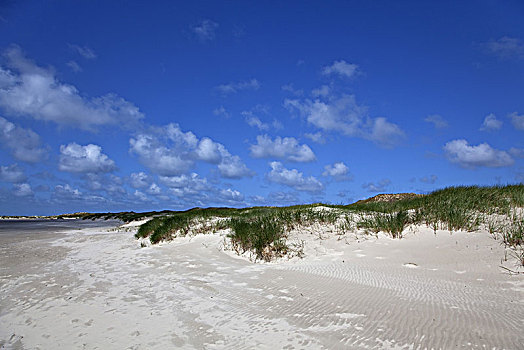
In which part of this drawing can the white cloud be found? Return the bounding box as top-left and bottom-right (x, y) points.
(509, 148), (524, 159)
(0, 46), (144, 130)
(195, 137), (223, 163)
(509, 112), (524, 130)
(268, 191), (299, 204)
(443, 139), (514, 168)
(420, 175), (438, 184)
(322, 60), (358, 78)
(85, 173), (125, 194)
(160, 173), (209, 191)
(193, 19), (219, 41)
(130, 172), (150, 188)
(362, 179), (391, 193)
(69, 44), (97, 59)
(217, 155), (253, 179)
(424, 114), (448, 129)
(250, 135), (316, 162)
(322, 162), (352, 181)
(67, 60), (82, 72)
(0, 116), (47, 163)
(160, 173), (213, 206)
(54, 184), (82, 199)
(0, 164), (26, 183)
(13, 183), (33, 197)
(244, 112), (269, 131)
(304, 132), (325, 144)
(129, 125), (196, 176)
(147, 183), (162, 195)
(266, 161), (324, 193)
(133, 190), (149, 202)
(480, 113), (502, 131)
(218, 188), (244, 203)
(131, 124), (252, 179)
(281, 83), (303, 96)
(196, 135), (252, 178)
(213, 106), (230, 118)
(481, 36), (524, 60)
(369, 117), (404, 148)
(311, 85), (330, 98)
(216, 79), (260, 95)
(59, 143), (116, 174)
(285, 94), (405, 148)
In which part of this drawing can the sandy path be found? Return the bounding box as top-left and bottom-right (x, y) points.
(1, 225), (523, 349)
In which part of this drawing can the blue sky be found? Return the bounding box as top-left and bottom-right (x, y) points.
(1, 0), (523, 215)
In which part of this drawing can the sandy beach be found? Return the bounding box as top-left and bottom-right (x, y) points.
(1, 220), (523, 349)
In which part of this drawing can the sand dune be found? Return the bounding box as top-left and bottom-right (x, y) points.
(1, 222), (523, 349)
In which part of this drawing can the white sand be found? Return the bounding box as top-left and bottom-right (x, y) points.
(1, 222), (523, 349)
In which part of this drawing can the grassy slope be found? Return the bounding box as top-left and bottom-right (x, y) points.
(130, 185), (523, 262)
(75, 184), (524, 263)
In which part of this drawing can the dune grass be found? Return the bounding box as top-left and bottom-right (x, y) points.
(76, 184), (524, 263)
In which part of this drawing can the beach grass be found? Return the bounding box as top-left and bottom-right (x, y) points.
(72, 184), (524, 263)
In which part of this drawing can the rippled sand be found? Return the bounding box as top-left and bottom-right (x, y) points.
(1, 222), (523, 349)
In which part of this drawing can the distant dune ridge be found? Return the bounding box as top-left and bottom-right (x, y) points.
(353, 192), (425, 204)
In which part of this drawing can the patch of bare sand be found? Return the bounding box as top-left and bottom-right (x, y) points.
(1, 223), (523, 349)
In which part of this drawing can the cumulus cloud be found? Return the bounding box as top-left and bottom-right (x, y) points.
(59, 143), (116, 174)
(84, 173), (125, 194)
(193, 19), (219, 41)
(0, 116), (47, 163)
(420, 175), (438, 184)
(0, 46), (144, 130)
(362, 179), (391, 193)
(480, 113), (502, 131)
(159, 172), (237, 206)
(281, 83), (303, 96)
(218, 188), (244, 204)
(443, 139), (514, 168)
(285, 94), (405, 148)
(322, 60), (358, 78)
(160, 173), (209, 192)
(66, 60), (82, 72)
(0, 164), (26, 183)
(147, 183), (162, 195)
(130, 172), (150, 188)
(250, 135), (316, 162)
(311, 85), (330, 98)
(480, 36), (524, 60)
(54, 184), (82, 199)
(509, 148), (524, 159)
(129, 125), (196, 176)
(250, 191), (300, 205)
(69, 44), (97, 59)
(215, 79), (260, 95)
(133, 190), (149, 202)
(424, 114), (448, 129)
(304, 132), (325, 144)
(213, 106), (230, 118)
(13, 183), (33, 197)
(217, 155), (253, 179)
(131, 123), (253, 180)
(266, 161), (324, 193)
(322, 162), (352, 181)
(509, 112), (524, 130)
(244, 112), (269, 131)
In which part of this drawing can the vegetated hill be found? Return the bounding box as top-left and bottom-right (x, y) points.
(133, 184), (524, 264)
(353, 193), (425, 205)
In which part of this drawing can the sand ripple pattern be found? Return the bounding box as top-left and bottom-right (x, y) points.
(1, 228), (523, 349)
